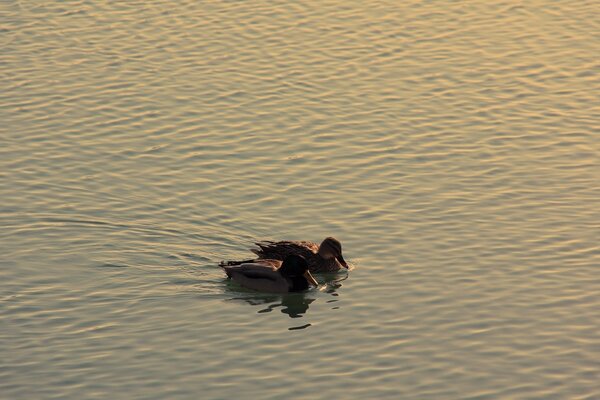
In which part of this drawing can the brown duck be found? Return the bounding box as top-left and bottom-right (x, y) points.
(221, 237), (349, 273)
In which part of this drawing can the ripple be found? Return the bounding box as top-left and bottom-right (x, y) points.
(2, 0), (600, 398)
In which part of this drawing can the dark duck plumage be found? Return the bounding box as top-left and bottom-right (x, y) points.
(222, 237), (349, 273)
(220, 254), (318, 293)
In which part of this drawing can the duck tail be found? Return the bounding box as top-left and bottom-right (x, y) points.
(252, 241), (275, 257)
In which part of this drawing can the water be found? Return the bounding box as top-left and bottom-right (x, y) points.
(2, 1), (599, 398)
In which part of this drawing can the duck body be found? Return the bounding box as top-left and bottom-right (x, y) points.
(220, 255), (318, 293)
(252, 237), (348, 273)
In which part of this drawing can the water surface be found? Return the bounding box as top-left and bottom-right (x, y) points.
(2, 1), (599, 399)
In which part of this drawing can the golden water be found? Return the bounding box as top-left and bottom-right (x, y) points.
(2, 1), (599, 398)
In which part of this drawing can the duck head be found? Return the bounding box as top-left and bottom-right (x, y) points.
(317, 237), (348, 268)
(279, 254), (319, 289)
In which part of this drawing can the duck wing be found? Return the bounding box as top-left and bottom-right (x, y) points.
(221, 260), (279, 276)
(252, 240), (318, 261)
(219, 258), (280, 268)
(221, 261), (289, 293)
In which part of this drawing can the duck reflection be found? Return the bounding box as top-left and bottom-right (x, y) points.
(229, 293), (315, 318)
(225, 272), (347, 319)
(280, 294), (315, 318)
(321, 273), (346, 296)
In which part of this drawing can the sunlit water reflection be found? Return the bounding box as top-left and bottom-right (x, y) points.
(2, 0), (599, 399)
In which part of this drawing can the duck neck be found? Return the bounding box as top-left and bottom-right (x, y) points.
(288, 276), (309, 292)
(316, 250), (330, 262)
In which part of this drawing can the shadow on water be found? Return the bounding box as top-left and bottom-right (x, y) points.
(224, 273), (349, 330)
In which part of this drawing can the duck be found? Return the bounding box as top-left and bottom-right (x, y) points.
(220, 254), (319, 293)
(223, 237), (349, 273)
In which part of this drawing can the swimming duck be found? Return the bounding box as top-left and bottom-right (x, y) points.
(253, 237), (349, 273)
(220, 254), (319, 293)
(223, 237), (348, 273)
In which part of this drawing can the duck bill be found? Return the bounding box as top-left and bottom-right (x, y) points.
(303, 270), (319, 287)
(337, 255), (349, 269)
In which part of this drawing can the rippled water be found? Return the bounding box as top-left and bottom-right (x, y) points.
(2, 1), (599, 398)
